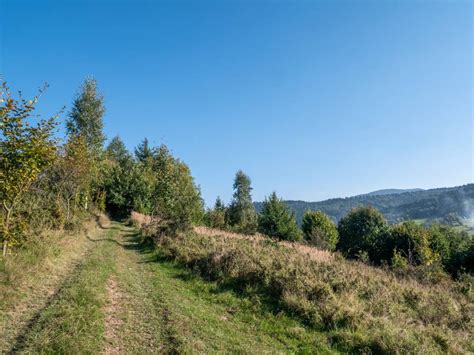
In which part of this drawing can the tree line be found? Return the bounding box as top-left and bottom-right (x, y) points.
(0, 79), (203, 255)
(1, 78), (472, 278)
(204, 171), (474, 277)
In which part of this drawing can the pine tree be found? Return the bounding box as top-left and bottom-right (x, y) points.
(227, 170), (258, 234)
(258, 192), (301, 241)
(134, 137), (154, 163)
(66, 78), (105, 158)
(214, 196), (225, 211)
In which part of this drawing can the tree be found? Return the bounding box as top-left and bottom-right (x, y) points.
(383, 221), (436, 266)
(66, 78), (106, 210)
(66, 78), (105, 158)
(301, 210), (338, 250)
(258, 192), (301, 241)
(227, 170), (258, 234)
(134, 137), (154, 163)
(0, 83), (57, 254)
(106, 136), (131, 166)
(337, 206), (388, 261)
(153, 145), (204, 234)
(52, 135), (92, 225)
(205, 197), (227, 229)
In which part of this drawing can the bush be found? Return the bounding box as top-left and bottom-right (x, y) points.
(382, 221), (437, 266)
(301, 210), (338, 250)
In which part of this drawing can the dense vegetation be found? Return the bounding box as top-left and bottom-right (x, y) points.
(256, 184), (474, 225)
(1, 78), (473, 353)
(0, 79), (203, 256)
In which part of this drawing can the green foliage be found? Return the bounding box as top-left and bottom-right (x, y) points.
(204, 197), (227, 229)
(337, 206), (388, 261)
(50, 135), (93, 226)
(105, 136), (132, 166)
(301, 210), (338, 250)
(134, 137), (154, 163)
(428, 224), (474, 275)
(390, 249), (408, 269)
(227, 170), (258, 234)
(383, 221), (436, 266)
(258, 192), (301, 241)
(66, 78), (105, 158)
(0, 83), (58, 253)
(153, 145), (204, 234)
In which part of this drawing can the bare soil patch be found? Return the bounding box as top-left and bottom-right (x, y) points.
(103, 277), (125, 355)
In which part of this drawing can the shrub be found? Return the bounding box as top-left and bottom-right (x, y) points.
(301, 210), (338, 250)
(382, 221), (437, 266)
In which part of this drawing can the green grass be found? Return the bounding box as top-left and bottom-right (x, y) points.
(111, 225), (335, 353)
(4, 222), (337, 353)
(7, 221), (471, 353)
(17, 227), (118, 353)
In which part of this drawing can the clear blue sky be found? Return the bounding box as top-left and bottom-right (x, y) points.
(1, 0), (472, 205)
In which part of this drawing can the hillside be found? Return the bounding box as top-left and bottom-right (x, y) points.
(256, 184), (474, 224)
(363, 188), (424, 196)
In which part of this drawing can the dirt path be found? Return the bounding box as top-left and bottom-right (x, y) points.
(103, 277), (125, 354)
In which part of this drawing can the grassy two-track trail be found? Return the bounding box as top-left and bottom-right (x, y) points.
(1, 220), (333, 354)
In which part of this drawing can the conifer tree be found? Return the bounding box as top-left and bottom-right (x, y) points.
(258, 192), (301, 241)
(134, 137), (154, 163)
(227, 170), (258, 234)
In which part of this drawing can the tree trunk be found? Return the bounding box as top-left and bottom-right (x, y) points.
(2, 204), (12, 256)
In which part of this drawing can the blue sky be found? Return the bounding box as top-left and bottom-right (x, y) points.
(1, 0), (472, 205)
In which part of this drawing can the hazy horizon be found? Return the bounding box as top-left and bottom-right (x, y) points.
(1, 0), (472, 205)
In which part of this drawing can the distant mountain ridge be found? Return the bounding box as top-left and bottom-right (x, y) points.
(362, 188), (424, 197)
(255, 184), (474, 225)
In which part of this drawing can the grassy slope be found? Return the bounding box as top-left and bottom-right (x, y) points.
(158, 228), (474, 354)
(1, 222), (338, 353)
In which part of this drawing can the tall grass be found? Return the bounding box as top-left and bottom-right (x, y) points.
(157, 230), (473, 354)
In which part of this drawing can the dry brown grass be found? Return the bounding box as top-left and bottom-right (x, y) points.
(194, 226), (334, 263)
(130, 211), (153, 228)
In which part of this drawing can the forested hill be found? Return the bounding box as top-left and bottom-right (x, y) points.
(255, 184), (474, 224)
